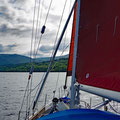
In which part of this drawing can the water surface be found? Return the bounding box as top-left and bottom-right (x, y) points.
(0, 72), (102, 120)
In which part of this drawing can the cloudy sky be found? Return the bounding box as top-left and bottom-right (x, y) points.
(0, 0), (74, 58)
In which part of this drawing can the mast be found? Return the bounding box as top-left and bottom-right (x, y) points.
(33, 0), (78, 110)
(70, 0), (81, 109)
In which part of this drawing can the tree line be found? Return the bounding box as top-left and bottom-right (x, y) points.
(0, 58), (68, 72)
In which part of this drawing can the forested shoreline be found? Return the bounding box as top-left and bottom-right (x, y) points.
(0, 58), (68, 72)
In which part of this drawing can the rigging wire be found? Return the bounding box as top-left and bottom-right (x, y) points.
(29, 0), (37, 62)
(19, 42), (70, 117)
(27, 43), (70, 110)
(109, 103), (120, 114)
(18, 81), (30, 120)
(29, 73), (45, 109)
(64, 0), (74, 90)
(22, 0), (54, 114)
(28, 74), (33, 118)
(28, 43), (70, 110)
(25, 0), (54, 112)
(26, 81), (30, 120)
(33, 0), (53, 60)
(52, 44), (70, 97)
(52, 0), (71, 96)
(27, 0), (42, 118)
(18, 0), (38, 119)
(27, 0), (42, 115)
(34, 0), (44, 54)
(20, 0), (71, 117)
(44, 0), (53, 25)
(37, 0), (70, 98)
(51, 44), (70, 72)
(29, 0), (54, 111)
(33, 0), (42, 59)
(19, 0), (55, 118)
(50, 0), (68, 60)
(50, 0), (68, 94)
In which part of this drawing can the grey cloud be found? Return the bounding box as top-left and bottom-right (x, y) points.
(0, 24), (31, 37)
(9, 0), (27, 7)
(0, 24), (7, 32)
(0, 44), (17, 52)
(14, 0), (27, 4)
(7, 44), (17, 51)
(39, 45), (53, 53)
(24, 51), (45, 58)
(0, 1), (31, 25)
(9, 0), (17, 4)
(0, 0), (70, 57)
(9, 27), (31, 37)
(48, 13), (61, 24)
(39, 41), (69, 54)
(42, 32), (56, 42)
(0, 44), (4, 52)
(0, 6), (14, 21)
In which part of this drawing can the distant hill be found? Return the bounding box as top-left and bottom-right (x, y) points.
(0, 54), (69, 66)
(0, 54), (30, 65)
(35, 54), (69, 62)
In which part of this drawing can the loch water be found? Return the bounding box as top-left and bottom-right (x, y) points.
(0, 72), (102, 120)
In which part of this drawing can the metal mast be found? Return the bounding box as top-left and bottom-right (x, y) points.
(70, 0), (81, 109)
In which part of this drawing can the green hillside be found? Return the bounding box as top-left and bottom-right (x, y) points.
(0, 58), (68, 72)
(0, 54), (30, 65)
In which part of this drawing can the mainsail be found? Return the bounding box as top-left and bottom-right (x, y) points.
(68, 0), (120, 101)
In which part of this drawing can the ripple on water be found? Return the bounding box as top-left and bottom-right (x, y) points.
(5, 113), (16, 117)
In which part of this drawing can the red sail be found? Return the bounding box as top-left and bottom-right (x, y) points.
(67, 3), (77, 76)
(76, 0), (120, 92)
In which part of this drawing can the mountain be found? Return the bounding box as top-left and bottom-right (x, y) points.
(0, 54), (69, 66)
(35, 54), (69, 62)
(0, 54), (30, 65)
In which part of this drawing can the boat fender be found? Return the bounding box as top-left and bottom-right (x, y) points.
(41, 25), (46, 34)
